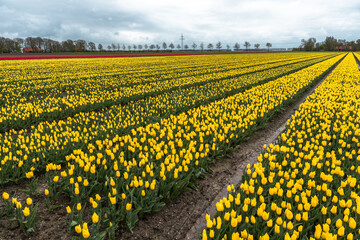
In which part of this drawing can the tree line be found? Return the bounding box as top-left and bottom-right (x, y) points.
(0, 36), (274, 54)
(298, 36), (360, 51)
(2, 35), (357, 54)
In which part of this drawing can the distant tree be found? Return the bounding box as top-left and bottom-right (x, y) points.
(176, 44), (181, 50)
(43, 38), (52, 52)
(207, 43), (213, 50)
(301, 38), (316, 51)
(169, 43), (175, 50)
(144, 44), (148, 50)
(128, 45), (132, 51)
(25, 37), (37, 51)
(216, 41), (222, 51)
(338, 39), (347, 46)
(98, 43), (103, 51)
(266, 42), (272, 51)
(234, 42), (240, 51)
(356, 39), (360, 51)
(184, 44), (189, 50)
(88, 42), (96, 51)
(0, 37), (5, 53)
(149, 44), (155, 50)
(162, 42), (167, 50)
(347, 41), (355, 51)
(192, 42), (197, 50)
(75, 40), (87, 51)
(200, 42), (204, 51)
(62, 40), (75, 52)
(1, 38), (15, 53)
(122, 44), (126, 51)
(133, 44), (137, 51)
(117, 43), (121, 51)
(244, 41), (251, 51)
(107, 45), (111, 51)
(324, 36), (338, 51)
(254, 43), (260, 50)
(226, 44), (230, 51)
(138, 44), (143, 50)
(111, 43), (116, 51)
(35, 37), (44, 50)
(14, 38), (24, 50)
(52, 40), (61, 52)
(156, 44), (160, 50)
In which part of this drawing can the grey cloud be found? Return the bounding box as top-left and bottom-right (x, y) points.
(1, 0), (360, 48)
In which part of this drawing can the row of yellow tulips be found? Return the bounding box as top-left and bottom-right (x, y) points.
(0, 54), (336, 184)
(0, 53), (333, 132)
(201, 53), (359, 240)
(41, 54), (343, 238)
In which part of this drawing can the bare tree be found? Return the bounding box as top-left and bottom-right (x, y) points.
(244, 41), (251, 51)
(216, 41), (222, 51)
(88, 42), (96, 51)
(266, 42), (272, 51)
(111, 43), (116, 51)
(207, 43), (213, 50)
(61, 40), (75, 52)
(200, 42), (204, 51)
(162, 42), (167, 50)
(117, 43), (121, 51)
(14, 38), (24, 50)
(234, 42), (240, 51)
(254, 43), (260, 50)
(176, 44), (181, 50)
(133, 44), (137, 51)
(107, 45), (111, 51)
(128, 45), (132, 51)
(122, 44), (126, 51)
(52, 40), (61, 52)
(156, 44), (160, 50)
(144, 44), (148, 50)
(169, 43), (175, 50)
(184, 44), (189, 50)
(138, 44), (143, 50)
(226, 44), (230, 51)
(192, 42), (197, 50)
(43, 38), (52, 52)
(25, 37), (37, 50)
(98, 43), (103, 51)
(75, 40), (87, 51)
(35, 37), (44, 50)
(1, 38), (16, 53)
(149, 44), (155, 50)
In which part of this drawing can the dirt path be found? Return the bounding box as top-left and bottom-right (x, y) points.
(117, 58), (343, 240)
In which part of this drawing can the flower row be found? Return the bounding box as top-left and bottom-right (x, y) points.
(42, 54), (343, 238)
(201, 53), (360, 240)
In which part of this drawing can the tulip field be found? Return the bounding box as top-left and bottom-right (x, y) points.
(2, 52), (359, 239)
(201, 53), (360, 240)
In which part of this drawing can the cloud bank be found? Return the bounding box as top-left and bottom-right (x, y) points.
(1, 0), (359, 48)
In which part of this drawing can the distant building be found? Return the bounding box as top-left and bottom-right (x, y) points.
(22, 47), (42, 53)
(335, 45), (352, 51)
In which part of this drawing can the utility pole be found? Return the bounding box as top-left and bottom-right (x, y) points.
(180, 34), (184, 50)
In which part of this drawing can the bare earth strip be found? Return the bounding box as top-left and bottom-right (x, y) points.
(116, 56), (344, 240)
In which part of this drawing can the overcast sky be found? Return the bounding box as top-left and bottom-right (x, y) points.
(1, 0), (359, 48)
